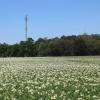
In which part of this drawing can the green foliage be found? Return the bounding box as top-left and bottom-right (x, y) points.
(0, 57), (100, 99)
(0, 34), (100, 57)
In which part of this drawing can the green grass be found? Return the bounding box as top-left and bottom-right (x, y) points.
(0, 57), (100, 100)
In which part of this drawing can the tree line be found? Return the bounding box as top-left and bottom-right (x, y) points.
(0, 34), (100, 57)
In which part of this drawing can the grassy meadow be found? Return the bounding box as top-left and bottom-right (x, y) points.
(0, 57), (100, 100)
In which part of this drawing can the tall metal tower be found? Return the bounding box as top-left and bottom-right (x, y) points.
(25, 15), (28, 41)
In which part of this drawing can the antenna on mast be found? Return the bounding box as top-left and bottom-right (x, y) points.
(25, 15), (28, 41)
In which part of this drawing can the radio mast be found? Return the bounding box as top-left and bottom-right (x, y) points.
(25, 15), (28, 41)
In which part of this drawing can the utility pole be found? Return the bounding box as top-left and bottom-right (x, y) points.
(25, 15), (28, 41)
(25, 15), (28, 56)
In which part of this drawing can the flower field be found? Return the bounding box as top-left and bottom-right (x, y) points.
(0, 57), (100, 100)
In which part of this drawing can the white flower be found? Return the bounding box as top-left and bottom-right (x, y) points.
(51, 94), (57, 99)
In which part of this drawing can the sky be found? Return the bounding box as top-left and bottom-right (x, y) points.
(0, 0), (100, 44)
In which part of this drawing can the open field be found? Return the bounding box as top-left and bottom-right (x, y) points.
(0, 57), (100, 100)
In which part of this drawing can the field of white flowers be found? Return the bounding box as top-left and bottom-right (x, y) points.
(0, 57), (100, 100)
